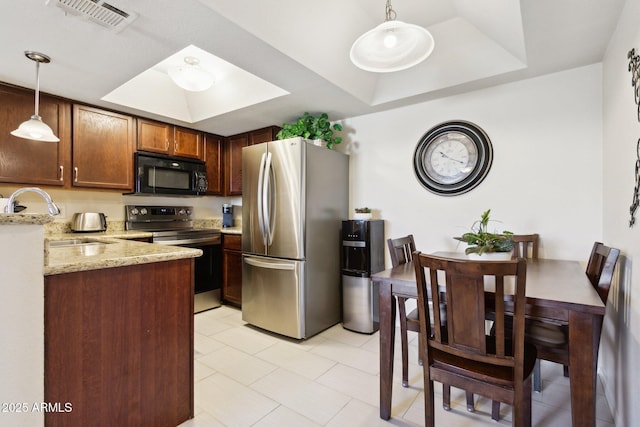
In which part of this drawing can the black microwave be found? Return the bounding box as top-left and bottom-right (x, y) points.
(134, 153), (208, 196)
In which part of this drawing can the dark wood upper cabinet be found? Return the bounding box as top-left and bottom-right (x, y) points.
(225, 133), (248, 196)
(224, 126), (280, 196)
(137, 118), (204, 161)
(72, 105), (134, 190)
(204, 133), (224, 196)
(0, 84), (71, 186)
(249, 125), (280, 145)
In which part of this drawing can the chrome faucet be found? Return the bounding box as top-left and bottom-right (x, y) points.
(4, 187), (60, 215)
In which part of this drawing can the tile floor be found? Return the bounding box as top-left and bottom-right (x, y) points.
(180, 305), (615, 427)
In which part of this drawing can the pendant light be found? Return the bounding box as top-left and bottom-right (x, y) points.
(350, 0), (435, 73)
(168, 56), (215, 92)
(11, 51), (59, 142)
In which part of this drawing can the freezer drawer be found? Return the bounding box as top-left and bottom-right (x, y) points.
(342, 275), (379, 334)
(242, 255), (305, 339)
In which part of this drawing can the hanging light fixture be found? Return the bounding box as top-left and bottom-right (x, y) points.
(11, 51), (59, 142)
(168, 56), (215, 92)
(350, 0), (435, 73)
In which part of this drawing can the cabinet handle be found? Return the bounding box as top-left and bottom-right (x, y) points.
(59, 165), (64, 181)
(74, 167), (78, 183)
(174, 140), (178, 152)
(165, 139), (169, 150)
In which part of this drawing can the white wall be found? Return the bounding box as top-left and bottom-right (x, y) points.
(600, 0), (640, 426)
(342, 64), (603, 262)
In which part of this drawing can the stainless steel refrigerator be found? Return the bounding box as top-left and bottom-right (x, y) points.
(241, 137), (348, 339)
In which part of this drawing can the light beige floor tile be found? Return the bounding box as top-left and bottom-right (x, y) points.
(211, 325), (279, 354)
(194, 359), (216, 382)
(319, 324), (377, 347)
(255, 342), (336, 380)
(327, 399), (419, 427)
(310, 338), (379, 375)
(179, 409), (225, 427)
(253, 405), (321, 427)
(250, 368), (351, 425)
(195, 314), (235, 337)
(198, 346), (277, 386)
(189, 308), (615, 426)
(195, 373), (278, 426)
(316, 363), (379, 406)
(195, 332), (226, 358)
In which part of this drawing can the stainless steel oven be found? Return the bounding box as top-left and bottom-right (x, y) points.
(125, 205), (222, 313)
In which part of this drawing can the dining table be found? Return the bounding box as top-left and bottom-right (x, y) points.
(371, 252), (606, 427)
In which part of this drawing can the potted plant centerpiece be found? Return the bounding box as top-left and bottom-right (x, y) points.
(275, 112), (343, 149)
(454, 209), (514, 258)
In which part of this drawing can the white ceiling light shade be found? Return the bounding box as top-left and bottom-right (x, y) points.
(11, 51), (59, 142)
(350, 0), (435, 73)
(168, 56), (215, 92)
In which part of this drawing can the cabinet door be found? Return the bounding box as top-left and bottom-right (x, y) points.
(137, 118), (171, 155)
(72, 105), (134, 190)
(225, 133), (248, 196)
(174, 126), (204, 160)
(223, 234), (243, 306)
(0, 84), (71, 186)
(204, 133), (224, 195)
(249, 126), (279, 146)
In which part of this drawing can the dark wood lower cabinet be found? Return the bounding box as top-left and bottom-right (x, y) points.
(44, 259), (194, 427)
(222, 234), (242, 306)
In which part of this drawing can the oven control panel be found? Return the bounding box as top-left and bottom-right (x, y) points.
(126, 205), (194, 221)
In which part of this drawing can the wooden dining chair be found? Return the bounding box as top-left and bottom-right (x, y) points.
(388, 236), (474, 411)
(493, 241), (620, 421)
(511, 234), (539, 259)
(413, 253), (536, 427)
(526, 241), (619, 392)
(387, 235), (417, 388)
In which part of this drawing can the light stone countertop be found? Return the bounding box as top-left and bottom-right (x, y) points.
(0, 213), (55, 225)
(220, 227), (242, 235)
(44, 237), (202, 276)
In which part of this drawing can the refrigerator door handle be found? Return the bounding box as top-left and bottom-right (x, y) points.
(257, 152), (268, 246)
(244, 257), (295, 270)
(262, 151), (274, 246)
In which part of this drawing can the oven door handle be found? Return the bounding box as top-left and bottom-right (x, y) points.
(154, 237), (220, 246)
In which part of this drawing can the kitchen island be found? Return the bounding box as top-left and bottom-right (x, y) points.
(44, 236), (201, 427)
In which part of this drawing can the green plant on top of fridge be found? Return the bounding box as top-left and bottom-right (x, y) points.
(276, 112), (343, 149)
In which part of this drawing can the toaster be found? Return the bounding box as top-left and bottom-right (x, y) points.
(70, 212), (107, 232)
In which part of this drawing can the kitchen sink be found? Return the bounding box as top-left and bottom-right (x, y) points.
(48, 238), (113, 248)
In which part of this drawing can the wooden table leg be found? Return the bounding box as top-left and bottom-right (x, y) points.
(379, 280), (396, 420)
(568, 310), (604, 427)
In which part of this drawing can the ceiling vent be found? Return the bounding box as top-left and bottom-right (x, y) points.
(46, 0), (138, 32)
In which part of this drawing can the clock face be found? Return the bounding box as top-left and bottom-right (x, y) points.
(414, 121), (493, 196)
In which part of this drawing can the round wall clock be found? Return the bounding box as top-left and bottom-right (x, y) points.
(413, 121), (493, 196)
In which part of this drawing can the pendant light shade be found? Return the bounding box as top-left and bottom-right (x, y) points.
(168, 56), (215, 92)
(350, 1), (434, 73)
(11, 51), (59, 142)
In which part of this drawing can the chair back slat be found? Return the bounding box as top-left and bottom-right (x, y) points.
(511, 234), (539, 259)
(585, 242), (620, 304)
(414, 253), (527, 368)
(387, 235), (416, 267)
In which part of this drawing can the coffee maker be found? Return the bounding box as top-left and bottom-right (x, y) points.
(222, 204), (234, 228)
